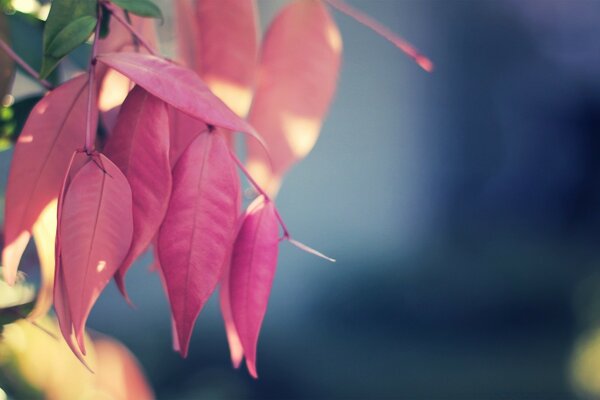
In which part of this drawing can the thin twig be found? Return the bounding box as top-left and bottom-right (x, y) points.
(85, 12), (102, 152)
(103, 2), (158, 56)
(0, 37), (53, 90)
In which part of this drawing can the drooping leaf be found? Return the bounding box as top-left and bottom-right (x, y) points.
(247, 0), (342, 196)
(157, 131), (239, 356)
(40, 0), (97, 78)
(57, 153), (133, 355)
(96, 52), (258, 138)
(2, 74), (93, 285)
(192, 0), (259, 118)
(104, 86), (171, 300)
(229, 196), (280, 378)
(46, 15), (97, 59)
(111, 0), (163, 21)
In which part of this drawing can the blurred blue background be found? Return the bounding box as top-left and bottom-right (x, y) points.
(6, 0), (600, 398)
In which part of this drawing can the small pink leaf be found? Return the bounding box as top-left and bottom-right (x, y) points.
(103, 86), (171, 300)
(96, 52), (258, 137)
(157, 131), (239, 356)
(192, 0), (259, 117)
(230, 196), (280, 378)
(247, 0), (342, 196)
(3, 74), (92, 285)
(58, 153), (133, 353)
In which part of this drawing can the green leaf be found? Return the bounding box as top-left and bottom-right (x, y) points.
(40, 0), (97, 79)
(111, 0), (163, 21)
(99, 4), (112, 39)
(46, 15), (97, 59)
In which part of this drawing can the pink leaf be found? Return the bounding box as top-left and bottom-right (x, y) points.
(2, 74), (92, 285)
(192, 0), (259, 118)
(229, 196), (280, 378)
(103, 86), (171, 300)
(174, 0), (199, 70)
(247, 0), (342, 196)
(167, 106), (208, 168)
(220, 252), (244, 368)
(157, 131), (239, 356)
(96, 52), (258, 138)
(58, 153), (133, 353)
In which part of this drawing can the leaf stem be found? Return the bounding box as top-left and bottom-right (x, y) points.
(103, 2), (157, 56)
(324, 0), (433, 72)
(85, 12), (102, 152)
(0, 37), (53, 90)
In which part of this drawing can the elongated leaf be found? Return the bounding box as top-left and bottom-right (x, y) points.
(46, 15), (97, 59)
(58, 153), (133, 352)
(229, 196), (280, 378)
(111, 0), (163, 21)
(2, 74), (93, 285)
(96, 52), (258, 137)
(157, 131), (239, 356)
(41, 0), (97, 78)
(247, 0), (342, 196)
(104, 86), (171, 299)
(192, 0), (258, 118)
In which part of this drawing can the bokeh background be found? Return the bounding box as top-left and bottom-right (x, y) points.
(4, 0), (600, 398)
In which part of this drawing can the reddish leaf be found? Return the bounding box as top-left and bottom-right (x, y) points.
(96, 52), (257, 136)
(157, 131), (239, 356)
(220, 249), (244, 368)
(167, 106), (208, 168)
(58, 153), (133, 353)
(247, 0), (342, 196)
(174, 0), (198, 70)
(193, 0), (259, 118)
(103, 86), (171, 300)
(229, 196), (280, 378)
(2, 74), (93, 285)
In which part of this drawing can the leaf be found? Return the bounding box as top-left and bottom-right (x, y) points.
(57, 153), (133, 354)
(46, 15), (97, 59)
(247, 0), (342, 196)
(96, 52), (258, 138)
(167, 105), (208, 168)
(157, 131), (239, 356)
(191, 0), (259, 117)
(111, 0), (163, 21)
(2, 74), (92, 285)
(229, 196), (280, 378)
(40, 0), (97, 78)
(103, 86), (171, 300)
(174, 0), (198, 69)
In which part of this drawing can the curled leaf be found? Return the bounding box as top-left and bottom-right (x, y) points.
(229, 196), (280, 378)
(158, 131), (239, 356)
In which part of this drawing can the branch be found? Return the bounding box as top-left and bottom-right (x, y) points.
(0, 37), (53, 90)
